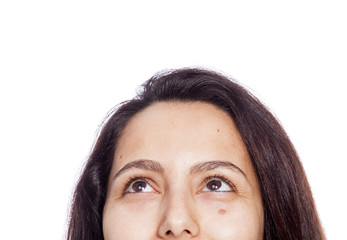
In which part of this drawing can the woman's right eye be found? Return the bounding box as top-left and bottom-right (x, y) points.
(126, 179), (156, 193)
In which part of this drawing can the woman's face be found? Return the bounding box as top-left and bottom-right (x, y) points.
(103, 101), (264, 239)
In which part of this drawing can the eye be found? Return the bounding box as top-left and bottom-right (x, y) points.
(202, 176), (235, 192)
(126, 178), (156, 193)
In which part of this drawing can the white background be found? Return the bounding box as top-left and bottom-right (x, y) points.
(0, 1), (346, 239)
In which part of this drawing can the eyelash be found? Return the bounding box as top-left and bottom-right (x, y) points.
(121, 174), (237, 195)
(203, 174), (237, 192)
(122, 175), (153, 195)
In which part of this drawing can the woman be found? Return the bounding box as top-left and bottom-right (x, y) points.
(67, 68), (325, 239)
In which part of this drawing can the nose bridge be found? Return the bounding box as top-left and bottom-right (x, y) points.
(166, 189), (192, 217)
(158, 187), (199, 238)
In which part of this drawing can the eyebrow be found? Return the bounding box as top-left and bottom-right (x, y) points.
(189, 160), (247, 179)
(113, 159), (247, 181)
(113, 159), (165, 180)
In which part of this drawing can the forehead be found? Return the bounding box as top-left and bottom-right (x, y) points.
(113, 101), (253, 174)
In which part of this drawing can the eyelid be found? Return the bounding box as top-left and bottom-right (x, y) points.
(202, 175), (237, 192)
(122, 176), (157, 195)
(120, 174), (237, 196)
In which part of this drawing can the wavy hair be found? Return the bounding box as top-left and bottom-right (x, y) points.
(67, 68), (325, 240)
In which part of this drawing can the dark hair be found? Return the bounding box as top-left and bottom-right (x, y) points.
(67, 68), (325, 240)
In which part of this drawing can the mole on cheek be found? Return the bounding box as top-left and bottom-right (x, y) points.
(218, 209), (227, 215)
(120, 155), (123, 159)
(217, 129), (220, 133)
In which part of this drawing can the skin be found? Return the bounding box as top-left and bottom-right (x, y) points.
(103, 101), (264, 240)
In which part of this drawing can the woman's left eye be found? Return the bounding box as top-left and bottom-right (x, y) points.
(202, 177), (234, 192)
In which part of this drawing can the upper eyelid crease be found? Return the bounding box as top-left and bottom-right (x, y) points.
(113, 159), (247, 182)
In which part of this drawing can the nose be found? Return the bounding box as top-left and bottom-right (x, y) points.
(158, 192), (199, 238)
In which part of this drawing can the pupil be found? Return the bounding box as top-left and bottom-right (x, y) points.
(132, 181), (147, 192)
(207, 180), (221, 191)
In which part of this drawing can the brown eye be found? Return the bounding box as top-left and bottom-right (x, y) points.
(206, 179), (222, 191)
(127, 179), (155, 193)
(132, 180), (147, 192)
(202, 177), (234, 192)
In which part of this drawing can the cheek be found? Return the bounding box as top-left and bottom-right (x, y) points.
(102, 199), (159, 240)
(198, 198), (263, 240)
